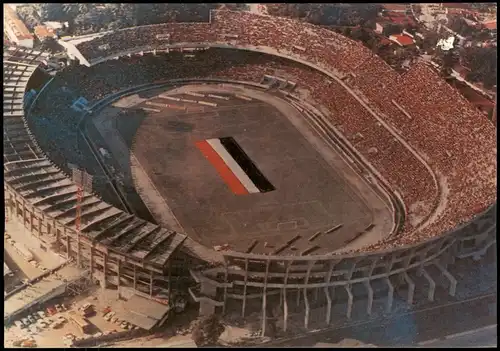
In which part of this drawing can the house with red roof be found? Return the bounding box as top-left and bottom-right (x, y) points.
(381, 4), (408, 13)
(442, 3), (472, 10)
(388, 34), (415, 47)
(482, 20), (497, 31)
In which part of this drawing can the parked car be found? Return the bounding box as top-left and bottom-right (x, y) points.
(28, 324), (40, 333)
(80, 303), (91, 311)
(63, 334), (75, 346)
(61, 303), (68, 311)
(46, 306), (57, 316)
(21, 339), (37, 348)
(102, 307), (111, 316)
(36, 311), (46, 319)
(37, 320), (49, 329)
(27, 315), (36, 324)
(105, 311), (115, 321)
(14, 320), (25, 329)
(57, 316), (67, 323)
(31, 313), (41, 321)
(120, 321), (129, 330)
(55, 304), (63, 313)
(4, 233), (11, 239)
(50, 321), (63, 329)
(21, 318), (30, 326)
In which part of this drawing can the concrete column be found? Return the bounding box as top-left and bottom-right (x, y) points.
(56, 227), (60, 251)
(89, 247), (94, 281)
(38, 216), (42, 237)
(150, 270), (154, 297)
(260, 259), (270, 338)
(304, 288), (310, 329)
(21, 199), (27, 227)
(133, 265), (137, 290)
(117, 260), (121, 289)
(66, 236), (71, 259)
(167, 261), (172, 302)
(29, 211), (34, 233)
(421, 268), (436, 302)
(14, 200), (19, 219)
(345, 285), (353, 320)
(102, 254), (108, 289)
(241, 258), (249, 318)
(403, 272), (415, 305)
(365, 281), (374, 315)
(434, 261), (457, 296)
(325, 287), (332, 325)
(223, 259), (229, 315)
(283, 260), (292, 333)
(385, 277), (394, 313)
(283, 289), (288, 332)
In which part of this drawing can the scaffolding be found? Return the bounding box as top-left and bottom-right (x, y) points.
(72, 168), (93, 270)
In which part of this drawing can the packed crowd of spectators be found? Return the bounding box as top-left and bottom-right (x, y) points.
(341, 52), (496, 251)
(43, 10), (496, 252)
(75, 10), (372, 74)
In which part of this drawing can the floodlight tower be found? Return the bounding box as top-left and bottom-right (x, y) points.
(72, 168), (93, 268)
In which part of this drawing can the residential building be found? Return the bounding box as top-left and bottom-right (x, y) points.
(3, 4), (34, 48)
(34, 25), (57, 41)
(389, 34), (415, 47)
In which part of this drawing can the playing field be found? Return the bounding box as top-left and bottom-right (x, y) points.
(113, 85), (390, 255)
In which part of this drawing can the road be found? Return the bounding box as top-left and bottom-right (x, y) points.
(263, 293), (497, 347)
(418, 324), (497, 347)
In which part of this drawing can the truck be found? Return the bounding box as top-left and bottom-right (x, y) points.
(79, 303), (95, 318)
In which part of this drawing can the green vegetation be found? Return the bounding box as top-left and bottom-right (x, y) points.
(17, 3), (246, 36)
(191, 314), (225, 347)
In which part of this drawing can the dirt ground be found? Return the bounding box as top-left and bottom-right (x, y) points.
(4, 288), (122, 348)
(102, 84), (387, 255)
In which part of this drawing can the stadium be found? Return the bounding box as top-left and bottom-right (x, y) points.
(3, 10), (496, 335)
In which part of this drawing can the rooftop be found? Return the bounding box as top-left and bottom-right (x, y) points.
(34, 25), (57, 40)
(482, 21), (497, 30)
(389, 34), (415, 46)
(381, 4), (408, 12)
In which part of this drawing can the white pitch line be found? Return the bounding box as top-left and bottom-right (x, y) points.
(206, 139), (260, 194)
(141, 107), (161, 113)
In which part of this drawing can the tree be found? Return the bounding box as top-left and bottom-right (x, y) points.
(191, 314), (225, 347)
(464, 47), (497, 90)
(16, 5), (41, 30)
(39, 3), (66, 21)
(40, 37), (64, 54)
